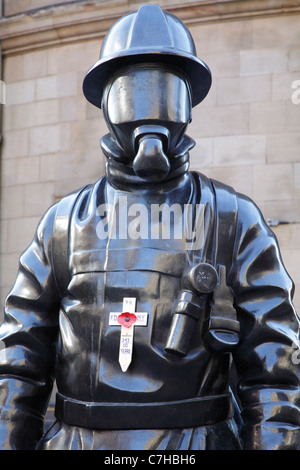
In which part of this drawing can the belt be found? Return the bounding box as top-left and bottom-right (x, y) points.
(55, 392), (233, 430)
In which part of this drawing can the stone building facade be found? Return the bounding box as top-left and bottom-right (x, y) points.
(0, 0), (300, 312)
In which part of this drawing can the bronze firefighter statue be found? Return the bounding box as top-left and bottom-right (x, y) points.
(0, 4), (300, 450)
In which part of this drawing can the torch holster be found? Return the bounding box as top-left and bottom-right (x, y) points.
(165, 265), (240, 357)
(165, 289), (208, 357)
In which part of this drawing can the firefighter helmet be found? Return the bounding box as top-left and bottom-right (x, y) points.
(83, 4), (211, 109)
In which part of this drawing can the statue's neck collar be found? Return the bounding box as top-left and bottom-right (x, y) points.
(100, 133), (195, 189)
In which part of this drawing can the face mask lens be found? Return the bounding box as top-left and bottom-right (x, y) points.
(104, 65), (192, 157)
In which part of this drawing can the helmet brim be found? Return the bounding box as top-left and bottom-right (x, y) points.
(82, 49), (212, 109)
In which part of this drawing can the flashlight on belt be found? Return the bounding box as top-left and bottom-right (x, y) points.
(165, 263), (218, 357)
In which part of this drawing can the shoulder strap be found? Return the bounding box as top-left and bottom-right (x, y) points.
(204, 179), (240, 353)
(186, 173), (238, 271)
(211, 179), (238, 272)
(51, 186), (90, 299)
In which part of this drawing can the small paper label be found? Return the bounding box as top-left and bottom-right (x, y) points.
(109, 298), (148, 372)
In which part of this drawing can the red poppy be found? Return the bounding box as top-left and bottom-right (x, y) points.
(117, 312), (137, 328)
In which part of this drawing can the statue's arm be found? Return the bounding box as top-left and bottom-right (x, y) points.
(0, 204), (60, 449)
(231, 194), (300, 450)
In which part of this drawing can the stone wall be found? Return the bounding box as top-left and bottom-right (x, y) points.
(0, 0), (300, 311)
(3, 0), (75, 16)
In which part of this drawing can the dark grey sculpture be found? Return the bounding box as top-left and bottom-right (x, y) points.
(0, 4), (300, 450)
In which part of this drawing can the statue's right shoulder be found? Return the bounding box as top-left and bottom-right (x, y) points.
(54, 176), (107, 223)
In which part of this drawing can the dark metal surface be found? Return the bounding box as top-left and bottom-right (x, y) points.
(0, 3), (300, 451)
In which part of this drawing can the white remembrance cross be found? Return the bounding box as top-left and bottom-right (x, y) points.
(109, 297), (148, 372)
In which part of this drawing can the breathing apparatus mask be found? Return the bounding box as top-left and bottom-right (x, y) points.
(101, 63), (193, 182)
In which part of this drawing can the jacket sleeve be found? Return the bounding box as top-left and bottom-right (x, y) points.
(230, 193), (300, 450)
(0, 203), (60, 450)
